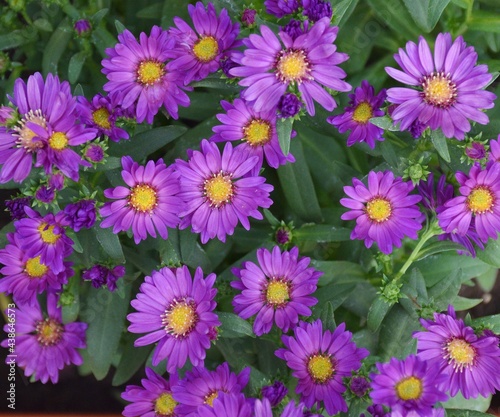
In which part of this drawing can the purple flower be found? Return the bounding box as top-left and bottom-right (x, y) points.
(5, 196), (32, 220)
(231, 246), (320, 335)
(437, 162), (500, 243)
(489, 136), (500, 162)
(82, 264), (125, 292)
(385, 33), (496, 140)
(168, 2), (240, 85)
(350, 376), (370, 397)
(84, 143), (105, 163)
(278, 93), (303, 118)
(121, 367), (179, 417)
(370, 355), (447, 416)
(35, 185), (55, 203)
(211, 99), (295, 168)
(1, 293), (86, 383)
(194, 393), (252, 417)
(414, 305), (500, 398)
(340, 171), (423, 255)
(64, 199), (96, 232)
(241, 8), (257, 27)
(409, 119), (427, 139)
(176, 140), (273, 244)
(100, 156), (184, 244)
(74, 19), (91, 36)
(465, 142), (486, 160)
(0, 233), (73, 306)
(172, 363), (250, 416)
(254, 398), (305, 417)
(102, 25), (190, 123)
(261, 381), (288, 406)
(49, 172), (65, 190)
(0, 105), (15, 125)
(231, 18), (350, 116)
(264, 0), (300, 18)
(282, 19), (310, 41)
(275, 225), (292, 245)
(303, 0), (333, 22)
(362, 405), (389, 417)
(275, 319), (369, 415)
(327, 80), (387, 148)
(127, 266), (220, 373)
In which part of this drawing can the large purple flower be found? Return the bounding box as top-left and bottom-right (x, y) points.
(275, 319), (369, 415)
(102, 25), (190, 123)
(168, 2), (240, 85)
(413, 305), (500, 399)
(340, 171), (423, 254)
(1, 293), (87, 384)
(231, 246), (320, 335)
(100, 156), (184, 244)
(127, 266), (220, 373)
(176, 140), (273, 244)
(230, 17), (350, 116)
(385, 33), (496, 140)
(211, 98), (294, 168)
(327, 80), (387, 149)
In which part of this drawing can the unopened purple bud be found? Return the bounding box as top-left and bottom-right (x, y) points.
(49, 172), (65, 191)
(35, 185), (55, 203)
(74, 19), (92, 36)
(261, 381), (288, 406)
(63, 199), (97, 232)
(303, 0), (333, 22)
(282, 19), (310, 40)
(409, 119), (427, 139)
(82, 265), (107, 288)
(241, 8), (257, 26)
(365, 404), (389, 417)
(5, 196), (32, 220)
(0, 106), (15, 125)
(275, 228), (291, 245)
(350, 376), (370, 397)
(106, 265), (126, 291)
(465, 142), (486, 160)
(278, 93), (302, 118)
(221, 56), (238, 78)
(84, 143), (104, 163)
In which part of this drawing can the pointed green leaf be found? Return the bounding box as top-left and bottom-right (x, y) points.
(294, 224), (351, 242)
(402, 0), (451, 32)
(112, 333), (153, 386)
(94, 226), (125, 263)
(320, 302), (337, 332)
(218, 312), (255, 338)
(42, 19), (72, 75)
(277, 118), (293, 156)
(430, 129), (451, 162)
(115, 20), (127, 34)
(68, 51), (87, 84)
(367, 296), (393, 332)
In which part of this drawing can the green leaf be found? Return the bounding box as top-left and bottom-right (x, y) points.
(179, 229), (212, 271)
(472, 314), (500, 333)
(367, 296), (393, 332)
(112, 333), (153, 386)
(476, 267), (497, 292)
(136, 3), (163, 19)
(379, 139), (400, 169)
(444, 391), (491, 413)
(42, 19), (72, 75)
(402, 0), (451, 32)
(430, 129), (451, 162)
(476, 238), (500, 267)
(294, 224), (351, 242)
(0, 30), (29, 50)
(263, 209), (280, 227)
(428, 269), (462, 310)
(366, 0), (421, 40)
(416, 240), (466, 261)
(313, 261), (366, 285)
(94, 227), (125, 263)
(369, 116), (399, 131)
(68, 51), (87, 84)
(406, 268), (428, 301)
(452, 296), (483, 311)
(218, 312), (255, 338)
(33, 18), (53, 32)
(331, 0), (358, 27)
(92, 26), (118, 58)
(277, 118), (293, 156)
(469, 10), (500, 33)
(320, 302), (337, 332)
(115, 20), (127, 34)
(191, 75), (240, 91)
(91, 8), (109, 25)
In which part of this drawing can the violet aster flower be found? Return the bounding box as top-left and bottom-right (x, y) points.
(350, 376), (370, 397)
(5, 196), (32, 220)
(64, 199), (97, 232)
(14, 207), (73, 275)
(340, 171), (423, 254)
(465, 142), (486, 160)
(303, 0), (333, 22)
(122, 367), (179, 417)
(264, 0), (300, 18)
(84, 143), (105, 163)
(194, 393), (252, 417)
(230, 17), (351, 116)
(35, 185), (55, 204)
(385, 33), (496, 140)
(327, 80), (387, 148)
(370, 355), (448, 416)
(211, 99), (294, 168)
(82, 264), (125, 291)
(414, 305), (500, 399)
(488, 136), (500, 162)
(176, 140), (273, 244)
(231, 246), (321, 335)
(102, 25), (190, 123)
(0, 232), (73, 306)
(275, 319), (369, 415)
(127, 266), (220, 373)
(172, 362), (250, 415)
(100, 156), (184, 244)
(278, 92), (303, 118)
(169, 2), (240, 85)
(261, 381), (288, 406)
(1, 293), (87, 383)
(282, 19), (310, 41)
(438, 162), (500, 243)
(254, 398), (305, 417)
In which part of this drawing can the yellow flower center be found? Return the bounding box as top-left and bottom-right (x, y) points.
(266, 279), (290, 307)
(129, 184), (157, 213)
(352, 102), (373, 124)
(137, 60), (164, 86)
(38, 223), (60, 244)
(204, 391), (219, 407)
(48, 132), (69, 151)
(467, 186), (494, 214)
(446, 338), (476, 371)
(366, 197), (392, 223)
(25, 256), (48, 278)
(162, 301), (198, 338)
(193, 36), (219, 63)
(243, 119), (272, 146)
(422, 72), (456, 108)
(307, 354), (334, 383)
(14, 109), (47, 152)
(395, 376), (423, 401)
(92, 107), (112, 130)
(276, 49), (311, 84)
(204, 172), (234, 208)
(35, 318), (63, 346)
(154, 392), (177, 417)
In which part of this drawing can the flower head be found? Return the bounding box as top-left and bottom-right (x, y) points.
(64, 199), (97, 232)
(74, 19), (91, 36)
(254, 398), (305, 417)
(350, 376), (370, 397)
(5, 196), (32, 220)
(84, 143), (105, 163)
(35, 185), (55, 204)
(282, 19), (310, 41)
(82, 264), (125, 291)
(194, 393), (252, 417)
(241, 9), (257, 27)
(340, 171), (423, 254)
(303, 0), (333, 22)
(385, 33), (496, 140)
(261, 381), (288, 406)
(465, 142), (486, 160)
(278, 92), (303, 118)
(264, 0), (300, 18)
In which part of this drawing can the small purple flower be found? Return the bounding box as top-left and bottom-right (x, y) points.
(328, 80), (387, 148)
(64, 199), (97, 232)
(220, 56), (238, 78)
(350, 376), (370, 397)
(264, 0), (300, 18)
(74, 19), (91, 36)
(254, 398), (305, 417)
(194, 393), (252, 417)
(489, 136), (500, 162)
(35, 185), (55, 204)
(282, 19), (310, 41)
(5, 196), (32, 220)
(409, 119), (427, 139)
(241, 8), (257, 27)
(0, 105), (15, 125)
(82, 264), (125, 291)
(261, 381), (288, 406)
(48, 172), (65, 190)
(362, 405), (389, 417)
(303, 0), (333, 22)
(84, 143), (105, 163)
(465, 142), (486, 160)
(275, 225), (292, 245)
(278, 93), (303, 118)
(340, 171), (423, 255)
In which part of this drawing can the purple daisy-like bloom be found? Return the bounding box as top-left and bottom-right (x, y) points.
(264, 0), (301, 18)
(488, 136), (500, 163)
(176, 139), (273, 244)
(370, 355), (448, 416)
(122, 367), (180, 417)
(211, 99), (295, 168)
(169, 2), (240, 85)
(100, 156), (183, 244)
(303, 0), (333, 22)
(5, 196), (32, 220)
(14, 207), (73, 275)
(102, 25), (190, 123)
(172, 362), (250, 416)
(414, 305), (500, 399)
(437, 162), (500, 243)
(385, 33), (496, 140)
(328, 80), (387, 148)
(1, 293), (86, 383)
(254, 398), (305, 417)
(0, 232), (73, 306)
(261, 381), (288, 407)
(275, 319), (369, 415)
(340, 171), (423, 255)
(230, 17), (350, 116)
(64, 199), (97, 232)
(194, 393), (252, 417)
(231, 246), (321, 335)
(127, 266), (220, 373)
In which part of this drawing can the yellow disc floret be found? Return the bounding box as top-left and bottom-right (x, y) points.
(48, 132), (68, 151)
(366, 197), (392, 223)
(129, 184), (157, 213)
(92, 107), (112, 130)
(446, 338), (476, 371)
(352, 102), (373, 124)
(422, 72), (457, 108)
(38, 223), (60, 244)
(162, 301), (198, 338)
(193, 36), (219, 63)
(266, 279), (290, 307)
(154, 392), (177, 417)
(35, 318), (63, 346)
(137, 60), (164, 86)
(307, 354), (334, 383)
(467, 186), (494, 214)
(395, 376), (423, 401)
(14, 109), (47, 152)
(204, 391), (219, 407)
(276, 49), (311, 84)
(243, 119), (272, 146)
(25, 256), (48, 278)
(204, 172), (234, 208)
